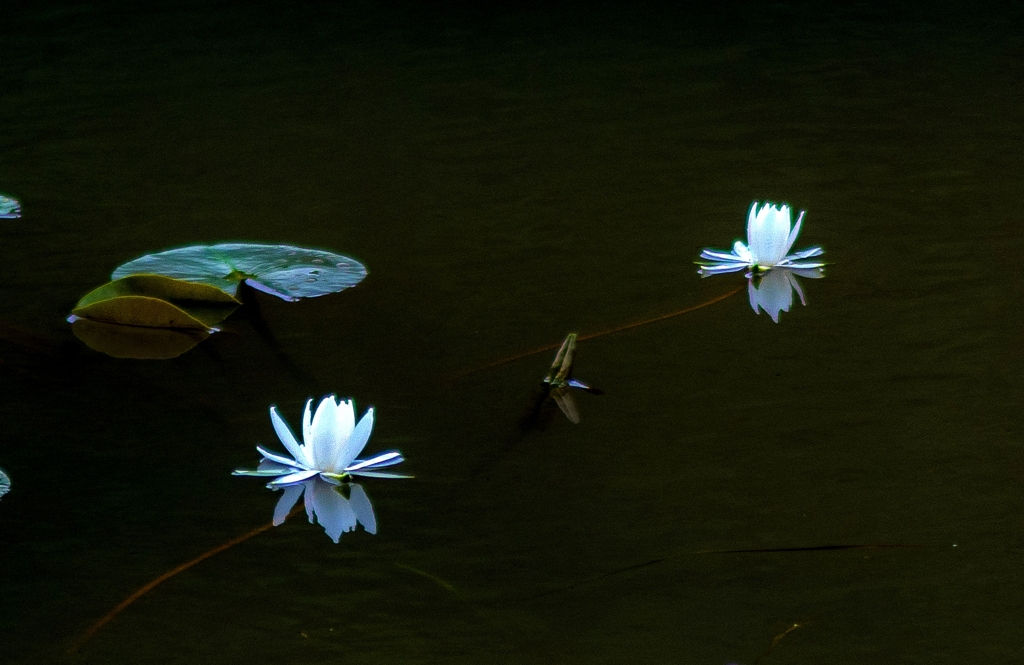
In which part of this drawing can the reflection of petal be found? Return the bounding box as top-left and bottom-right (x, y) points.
(310, 481), (358, 543)
(789, 267), (824, 279)
(268, 478), (380, 542)
(348, 484), (377, 535)
(273, 483), (305, 525)
(350, 470), (414, 479)
(789, 271), (807, 306)
(748, 269), (808, 323)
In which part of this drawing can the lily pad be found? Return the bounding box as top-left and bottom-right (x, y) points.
(0, 194), (21, 219)
(69, 318), (211, 359)
(111, 243), (367, 301)
(71, 274), (239, 330)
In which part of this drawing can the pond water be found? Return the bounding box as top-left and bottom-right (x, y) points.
(2, 2), (1024, 663)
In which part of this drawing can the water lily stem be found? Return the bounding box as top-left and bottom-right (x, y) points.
(457, 285), (744, 378)
(68, 507), (301, 653)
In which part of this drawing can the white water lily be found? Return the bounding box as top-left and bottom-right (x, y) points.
(747, 267), (824, 323)
(233, 395), (410, 486)
(0, 467), (9, 500)
(272, 477), (377, 543)
(697, 201), (824, 276)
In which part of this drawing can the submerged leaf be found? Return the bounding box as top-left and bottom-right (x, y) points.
(69, 317), (210, 359)
(0, 194), (21, 219)
(112, 243), (367, 300)
(71, 275), (239, 330)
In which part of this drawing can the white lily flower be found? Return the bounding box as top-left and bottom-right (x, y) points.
(747, 267), (824, 323)
(697, 201), (824, 276)
(0, 467), (9, 500)
(272, 477), (377, 543)
(233, 395), (411, 486)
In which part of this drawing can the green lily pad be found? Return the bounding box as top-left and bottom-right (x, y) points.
(71, 274), (239, 330)
(111, 243), (367, 301)
(0, 194), (21, 219)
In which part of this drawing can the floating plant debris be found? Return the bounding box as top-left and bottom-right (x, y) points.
(112, 243), (367, 301)
(522, 333), (603, 427)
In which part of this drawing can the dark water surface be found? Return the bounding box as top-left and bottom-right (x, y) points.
(2, 2), (1024, 663)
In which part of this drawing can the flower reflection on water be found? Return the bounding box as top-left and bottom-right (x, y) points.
(272, 477), (377, 543)
(747, 267), (824, 323)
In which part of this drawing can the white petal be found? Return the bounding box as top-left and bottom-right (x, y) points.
(302, 398), (313, 446)
(336, 399), (356, 443)
(234, 459), (294, 476)
(698, 262), (748, 276)
(268, 469), (319, 486)
(256, 446), (304, 469)
(732, 241), (752, 263)
(310, 395), (341, 470)
(785, 246), (823, 261)
(232, 468), (288, 477)
(762, 204), (791, 266)
(273, 484), (305, 525)
(785, 209), (805, 254)
(700, 248), (742, 262)
(785, 262), (826, 271)
(745, 201), (760, 261)
(349, 470), (415, 479)
(346, 451), (404, 471)
(270, 406), (309, 467)
(335, 406), (374, 470)
(348, 484), (377, 534)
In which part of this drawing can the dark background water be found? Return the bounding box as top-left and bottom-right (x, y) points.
(2, 1), (1024, 663)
